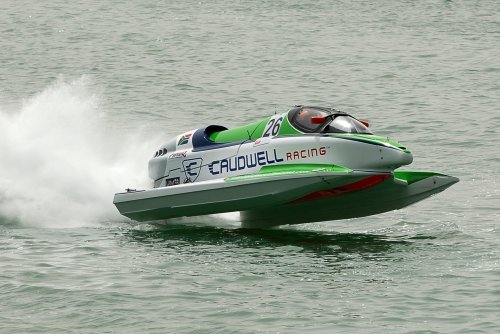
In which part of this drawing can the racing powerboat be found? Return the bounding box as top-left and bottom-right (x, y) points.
(113, 105), (459, 227)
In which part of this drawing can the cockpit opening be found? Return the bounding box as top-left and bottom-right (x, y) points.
(288, 106), (372, 135)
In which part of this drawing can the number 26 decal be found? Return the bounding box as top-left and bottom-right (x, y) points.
(263, 116), (283, 137)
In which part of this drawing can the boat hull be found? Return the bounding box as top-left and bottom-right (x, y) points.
(241, 172), (458, 227)
(114, 168), (372, 222)
(113, 168), (458, 227)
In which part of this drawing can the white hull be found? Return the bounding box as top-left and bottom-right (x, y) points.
(114, 168), (458, 228)
(114, 169), (374, 222)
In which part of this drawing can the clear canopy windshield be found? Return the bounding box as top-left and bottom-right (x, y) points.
(291, 108), (331, 132)
(324, 115), (372, 134)
(289, 107), (372, 134)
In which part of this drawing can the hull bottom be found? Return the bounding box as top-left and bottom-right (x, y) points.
(113, 169), (458, 228)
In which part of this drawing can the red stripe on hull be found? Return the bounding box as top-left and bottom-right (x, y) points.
(291, 174), (390, 203)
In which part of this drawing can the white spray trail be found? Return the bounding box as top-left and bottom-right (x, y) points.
(0, 77), (160, 228)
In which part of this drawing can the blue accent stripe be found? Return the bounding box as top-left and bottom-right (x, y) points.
(192, 140), (248, 152)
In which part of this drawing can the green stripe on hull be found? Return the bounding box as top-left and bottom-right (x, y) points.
(394, 171), (450, 185)
(209, 111), (302, 143)
(260, 164), (351, 174)
(225, 164), (351, 182)
(278, 115), (302, 136)
(209, 119), (269, 142)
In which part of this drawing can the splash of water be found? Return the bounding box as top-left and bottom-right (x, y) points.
(0, 77), (160, 227)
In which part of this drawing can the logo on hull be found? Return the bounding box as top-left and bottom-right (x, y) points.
(208, 149), (284, 175)
(182, 158), (203, 182)
(169, 151), (187, 159)
(178, 133), (192, 146)
(286, 147), (327, 160)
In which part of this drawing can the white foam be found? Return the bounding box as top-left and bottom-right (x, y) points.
(167, 211), (242, 228)
(0, 77), (160, 228)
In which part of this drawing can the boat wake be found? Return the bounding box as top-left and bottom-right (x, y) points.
(0, 77), (159, 228)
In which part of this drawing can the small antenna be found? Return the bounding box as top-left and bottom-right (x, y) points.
(248, 119), (265, 140)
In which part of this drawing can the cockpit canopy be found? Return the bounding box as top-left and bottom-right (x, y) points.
(288, 106), (372, 135)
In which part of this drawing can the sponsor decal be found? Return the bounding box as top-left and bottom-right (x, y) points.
(168, 151), (187, 159)
(178, 133), (192, 146)
(182, 158), (203, 182)
(253, 137), (271, 147)
(263, 115), (284, 137)
(208, 149), (284, 175)
(165, 177), (180, 186)
(286, 147), (327, 161)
